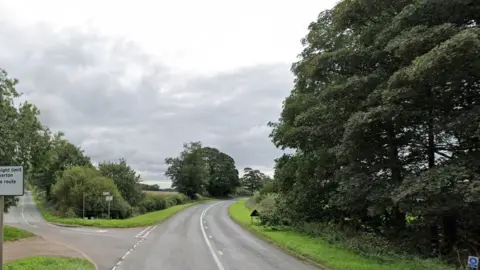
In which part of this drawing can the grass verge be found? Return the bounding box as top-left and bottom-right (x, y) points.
(228, 200), (455, 270)
(5, 256), (95, 270)
(34, 193), (214, 228)
(5, 226), (35, 241)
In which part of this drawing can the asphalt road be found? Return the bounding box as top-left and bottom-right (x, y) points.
(116, 201), (317, 270)
(5, 191), (149, 270)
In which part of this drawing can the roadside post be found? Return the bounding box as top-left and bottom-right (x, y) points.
(468, 256), (479, 270)
(0, 166), (24, 270)
(103, 192), (112, 219)
(250, 209), (259, 225)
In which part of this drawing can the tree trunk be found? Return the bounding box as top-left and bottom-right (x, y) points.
(442, 213), (457, 254)
(427, 108), (440, 255)
(387, 125), (406, 230)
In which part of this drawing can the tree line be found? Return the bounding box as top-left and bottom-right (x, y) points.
(164, 141), (272, 198)
(0, 69), (180, 218)
(0, 70), (269, 219)
(260, 0), (480, 265)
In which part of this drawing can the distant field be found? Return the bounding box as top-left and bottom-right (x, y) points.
(144, 190), (178, 196)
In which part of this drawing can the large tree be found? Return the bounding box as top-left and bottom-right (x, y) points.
(165, 142), (206, 198)
(269, 0), (480, 260)
(98, 158), (144, 206)
(31, 131), (92, 199)
(202, 147), (240, 197)
(240, 167), (267, 192)
(0, 69), (48, 211)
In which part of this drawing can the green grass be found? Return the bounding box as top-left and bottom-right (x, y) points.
(4, 226), (35, 241)
(5, 256), (95, 270)
(228, 200), (457, 270)
(34, 193), (214, 228)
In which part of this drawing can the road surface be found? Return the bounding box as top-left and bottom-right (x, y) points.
(5, 191), (151, 270)
(115, 201), (317, 270)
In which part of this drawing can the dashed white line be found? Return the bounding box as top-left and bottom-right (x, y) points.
(111, 226), (157, 269)
(142, 225), (157, 238)
(218, 251), (223, 256)
(200, 202), (224, 270)
(135, 226), (152, 238)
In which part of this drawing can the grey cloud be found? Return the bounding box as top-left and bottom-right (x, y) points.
(0, 17), (291, 181)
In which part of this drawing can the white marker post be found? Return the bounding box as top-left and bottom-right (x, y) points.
(0, 166), (24, 270)
(105, 196), (113, 219)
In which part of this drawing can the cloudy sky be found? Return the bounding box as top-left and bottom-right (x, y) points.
(0, 0), (336, 185)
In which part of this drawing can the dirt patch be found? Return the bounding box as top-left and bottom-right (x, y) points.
(4, 236), (84, 262)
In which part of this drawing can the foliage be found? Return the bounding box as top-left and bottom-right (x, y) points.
(4, 256), (95, 270)
(36, 193), (208, 228)
(229, 200), (454, 270)
(165, 142), (241, 198)
(202, 147), (240, 197)
(0, 69), (46, 211)
(50, 166), (132, 219)
(30, 131), (92, 199)
(268, 0), (480, 265)
(165, 142), (206, 198)
(139, 183), (161, 191)
(99, 158), (145, 206)
(235, 187), (253, 197)
(241, 167), (267, 192)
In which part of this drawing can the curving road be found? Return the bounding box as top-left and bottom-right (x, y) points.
(6, 194), (318, 270)
(115, 201), (317, 270)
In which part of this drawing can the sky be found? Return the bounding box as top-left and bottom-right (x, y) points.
(0, 0), (337, 185)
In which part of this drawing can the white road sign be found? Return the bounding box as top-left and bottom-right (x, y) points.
(106, 196), (113, 201)
(102, 192), (110, 196)
(0, 166), (24, 196)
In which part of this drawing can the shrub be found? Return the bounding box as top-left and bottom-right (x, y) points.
(137, 194), (167, 213)
(235, 187), (253, 197)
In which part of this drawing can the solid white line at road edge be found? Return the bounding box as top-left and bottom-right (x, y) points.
(21, 195), (38, 228)
(200, 202), (224, 270)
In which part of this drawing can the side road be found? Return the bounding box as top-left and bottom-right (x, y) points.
(5, 191), (150, 270)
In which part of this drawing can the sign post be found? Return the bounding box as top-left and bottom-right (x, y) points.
(250, 209), (259, 225)
(105, 196), (113, 219)
(0, 166), (24, 270)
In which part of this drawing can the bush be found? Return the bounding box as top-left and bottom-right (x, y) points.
(171, 193), (190, 205)
(137, 194), (166, 213)
(246, 191), (263, 209)
(235, 187), (253, 197)
(50, 166), (133, 219)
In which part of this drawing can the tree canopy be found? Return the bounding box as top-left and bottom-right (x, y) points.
(269, 0), (480, 262)
(165, 142), (241, 198)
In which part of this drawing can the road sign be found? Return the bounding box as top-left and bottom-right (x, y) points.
(102, 192), (110, 196)
(250, 209), (259, 217)
(468, 256), (479, 269)
(105, 196), (113, 201)
(0, 165), (24, 270)
(0, 166), (24, 196)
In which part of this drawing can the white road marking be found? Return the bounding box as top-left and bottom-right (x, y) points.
(205, 226), (208, 229)
(111, 224), (156, 269)
(21, 196), (38, 228)
(135, 226), (151, 238)
(200, 202), (224, 270)
(209, 235), (213, 238)
(218, 250), (223, 256)
(142, 225), (157, 238)
(73, 228), (108, 233)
